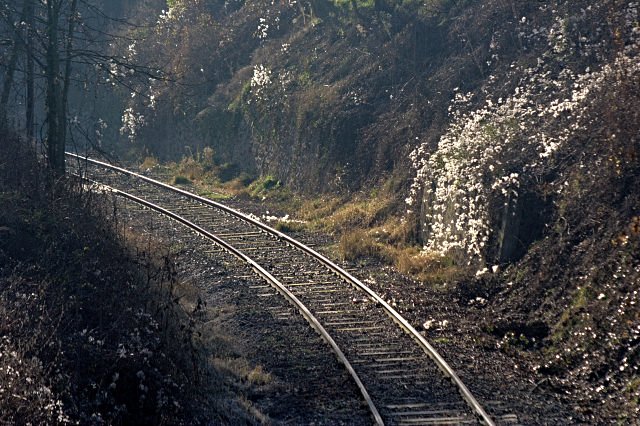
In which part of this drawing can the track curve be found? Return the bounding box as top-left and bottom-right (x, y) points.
(67, 152), (502, 426)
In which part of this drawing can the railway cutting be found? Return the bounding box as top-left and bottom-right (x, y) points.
(67, 153), (519, 425)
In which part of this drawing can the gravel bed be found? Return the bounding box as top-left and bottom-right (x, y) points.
(116, 196), (372, 424)
(99, 177), (578, 424)
(226, 197), (579, 425)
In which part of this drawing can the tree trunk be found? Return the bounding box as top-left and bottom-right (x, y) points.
(46, 0), (64, 173)
(0, 4), (28, 130)
(25, 0), (35, 140)
(59, 0), (79, 159)
(44, 0), (79, 174)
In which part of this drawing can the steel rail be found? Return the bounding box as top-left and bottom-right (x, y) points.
(66, 152), (495, 426)
(77, 177), (384, 425)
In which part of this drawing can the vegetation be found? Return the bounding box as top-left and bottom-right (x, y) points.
(0, 132), (260, 424)
(117, 2), (638, 419)
(1, 0), (639, 421)
(173, 175), (192, 185)
(0, 0), (166, 174)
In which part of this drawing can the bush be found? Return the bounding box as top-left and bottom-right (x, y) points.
(0, 132), (207, 424)
(173, 175), (192, 185)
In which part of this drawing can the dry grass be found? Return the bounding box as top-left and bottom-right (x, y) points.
(142, 156), (469, 284)
(238, 397), (271, 424)
(394, 248), (468, 284)
(338, 228), (383, 261)
(338, 226), (466, 283)
(222, 172), (255, 193)
(327, 196), (393, 232)
(223, 176), (472, 283)
(222, 176), (250, 192)
(294, 191), (395, 233)
(140, 155), (158, 170)
(159, 154), (255, 200)
(296, 195), (344, 225)
(176, 156), (206, 181)
(308, 185), (474, 283)
(211, 358), (273, 386)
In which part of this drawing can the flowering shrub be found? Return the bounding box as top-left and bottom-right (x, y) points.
(256, 17), (269, 39)
(408, 2), (640, 265)
(120, 107), (146, 142)
(95, 118), (108, 146)
(250, 64), (273, 99)
(0, 337), (71, 424)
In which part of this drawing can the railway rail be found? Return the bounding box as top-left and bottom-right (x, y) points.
(66, 152), (517, 425)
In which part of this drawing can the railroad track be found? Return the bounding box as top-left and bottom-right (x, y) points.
(66, 152), (518, 426)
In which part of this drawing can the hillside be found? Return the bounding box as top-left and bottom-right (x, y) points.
(113, 1), (635, 194)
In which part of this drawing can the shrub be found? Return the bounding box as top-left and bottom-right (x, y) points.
(0, 132), (208, 424)
(173, 175), (192, 185)
(408, 2), (640, 265)
(247, 175), (281, 197)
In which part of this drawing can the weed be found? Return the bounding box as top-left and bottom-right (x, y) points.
(135, 157), (466, 284)
(173, 175), (192, 185)
(551, 286), (592, 344)
(223, 172), (255, 193)
(140, 156), (158, 170)
(274, 220), (307, 233)
(297, 196), (344, 224)
(211, 358), (272, 386)
(217, 163), (240, 182)
(395, 248), (465, 284)
(625, 377), (640, 394)
(249, 175), (281, 196)
(338, 228), (395, 264)
(247, 365), (272, 386)
(316, 193), (395, 234)
(339, 229), (381, 261)
(177, 157), (205, 180)
(228, 80), (252, 112)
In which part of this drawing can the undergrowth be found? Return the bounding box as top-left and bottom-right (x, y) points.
(0, 134), (249, 424)
(155, 154), (468, 284)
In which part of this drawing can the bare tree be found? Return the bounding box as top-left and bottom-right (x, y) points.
(0, 0), (164, 174)
(25, 0), (34, 140)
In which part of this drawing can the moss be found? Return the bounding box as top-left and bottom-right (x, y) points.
(227, 81), (251, 112)
(248, 175), (281, 196)
(196, 189), (230, 200)
(551, 286), (592, 344)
